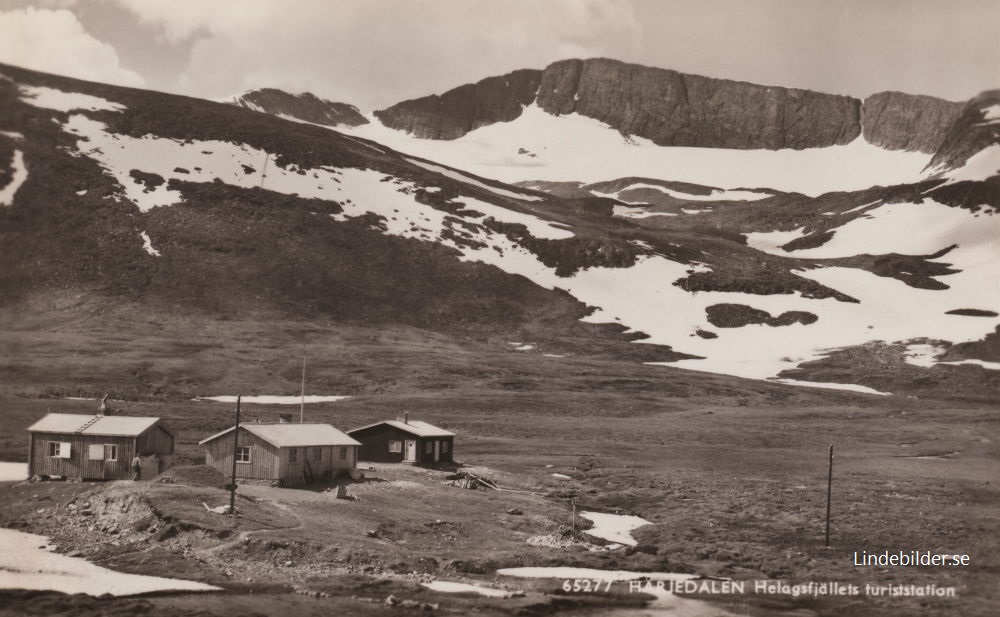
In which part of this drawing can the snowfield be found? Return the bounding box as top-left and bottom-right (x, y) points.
(345, 104), (932, 196)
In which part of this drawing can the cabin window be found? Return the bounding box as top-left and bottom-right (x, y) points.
(425, 441), (433, 454)
(89, 444), (117, 460)
(235, 446), (252, 463)
(339, 447), (347, 460)
(48, 442), (71, 458)
(288, 448), (298, 463)
(441, 441), (449, 454)
(313, 447), (322, 461)
(388, 441), (401, 453)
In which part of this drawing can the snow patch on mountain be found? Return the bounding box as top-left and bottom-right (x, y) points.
(939, 144), (1000, 183)
(140, 231), (161, 257)
(19, 85), (124, 113)
(604, 182), (772, 202)
(405, 158), (544, 202)
(346, 104), (931, 196)
(0, 150), (28, 206)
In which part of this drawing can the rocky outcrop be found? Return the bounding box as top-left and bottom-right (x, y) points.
(534, 58), (861, 149)
(862, 92), (962, 153)
(375, 69), (542, 139)
(926, 89), (1000, 172)
(233, 88), (368, 127)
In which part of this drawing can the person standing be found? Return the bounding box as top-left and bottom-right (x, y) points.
(131, 453), (142, 480)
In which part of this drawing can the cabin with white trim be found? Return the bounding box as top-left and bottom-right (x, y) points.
(26, 413), (175, 481)
(348, 414), (455, 464)
(199, 422), (360, 486)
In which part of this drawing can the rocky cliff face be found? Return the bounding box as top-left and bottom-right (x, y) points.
(371, 58), (975, 155)
(926, 89), (1000, 172)
(375, 69), (541, 139)
(862, 92), (963, 153)
(535, 58), (861, 150)
(232, 88), (368, 127)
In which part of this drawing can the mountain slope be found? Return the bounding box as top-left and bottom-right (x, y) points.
(0, 63), (997, 401)
(231, 88), (368, 128)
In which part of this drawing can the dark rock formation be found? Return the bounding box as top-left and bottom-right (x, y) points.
(232, 88), (368, 128)
(926, 89), (1000, 172)
(375, 69), (542, 139)
(705, 304), (818, 328)
(535, 58), (860, 150)
(861, 91), (963, 153)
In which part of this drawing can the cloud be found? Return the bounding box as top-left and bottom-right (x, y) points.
(0, 7), (144, 87)
(108, 0), (642, 109)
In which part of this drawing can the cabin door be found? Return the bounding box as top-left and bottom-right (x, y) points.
(404, 440), (416, 462)
(433, 440), (440, 462)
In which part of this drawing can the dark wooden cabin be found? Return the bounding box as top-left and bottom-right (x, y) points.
(348, 415), (454, 464)
(27, 413), (175, 481)
(199, 423), (360, 486)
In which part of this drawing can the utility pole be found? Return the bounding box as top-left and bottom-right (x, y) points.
(825, 444), (834, 547)
(299, 350), (306, 423)
(228, 394), (241, 516)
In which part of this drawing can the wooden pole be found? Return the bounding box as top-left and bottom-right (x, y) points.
(299, 351), (306, 423)
(825, 444), (834, 547)
(571, 500), (577, 532)
(229, 394), (241, 516)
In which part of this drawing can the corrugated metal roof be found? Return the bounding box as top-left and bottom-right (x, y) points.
(349, 419), (454, 438)
(27, 413), (162, 437)
(199, 423), (360, 447)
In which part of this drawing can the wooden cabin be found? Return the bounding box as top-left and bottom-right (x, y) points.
(199, 423), (360, 486)
(26, 413), (174, 481)
(348, 414), (454, 464)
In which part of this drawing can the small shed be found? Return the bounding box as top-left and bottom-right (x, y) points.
(348, 415), (455, 464)
(27, 413), (175, 481)
(199, 423), (360, 486)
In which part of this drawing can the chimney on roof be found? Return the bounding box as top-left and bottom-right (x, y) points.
(403, 411), (409, 424)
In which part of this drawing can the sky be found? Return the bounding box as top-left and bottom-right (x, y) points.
(0, 0), (997, 110)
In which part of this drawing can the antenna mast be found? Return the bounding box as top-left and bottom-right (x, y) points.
(300, 350), (306, 423)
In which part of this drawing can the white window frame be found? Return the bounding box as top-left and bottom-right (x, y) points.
(104, 444), (118, 461)
(48, 441), (71, 458)
(388, 440), (402, 453)
(235, 446), (252, 463)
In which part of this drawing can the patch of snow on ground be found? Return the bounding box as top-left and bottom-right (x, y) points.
(551, 473), (571, 479)
(194, 395), (350, 404)
(938, 359), (1000, 370)
(452, 195), (572, 239)
(423, 581), (516, 597)
(498, 566), (695, 583)
(979, 104), (1000, 124)
(769, 379), (891, 396)
(618, 182), (771, 202)
(744, 227), (806, 254)
(19, 85), (125, 113)
(941, 144), (1000, 184)
(612, 205), (677, 218)
(842, 199), (882, 214)
(903, 343), (947, 367)
(0, 528), (219, 595)
(514, 344), (535, 351)
(0, 462), (27, 482)
(345, 106), (931, 196)
(579, 511), (650, 547)
(406, 157), (543, 202)
(0, 130), (24, 140)
(0, 150), (28, 206)
(140, 231), (161, 257)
